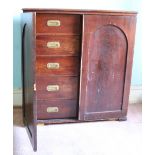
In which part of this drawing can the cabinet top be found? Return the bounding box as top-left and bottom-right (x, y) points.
(22, 8), (137, 16)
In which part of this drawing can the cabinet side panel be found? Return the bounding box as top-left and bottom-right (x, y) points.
(122, 16), (137, 112)
(21, 12), (37, 151)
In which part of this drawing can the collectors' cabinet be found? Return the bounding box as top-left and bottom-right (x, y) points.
(21, 8), (137, 151)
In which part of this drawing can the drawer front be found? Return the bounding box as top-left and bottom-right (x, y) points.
(37, 99), (78, 119)
(36, 56), (80, 76)
(36, 35), (80, 56)
(36, 76), (79, 100)
(36, 14), (81, 34)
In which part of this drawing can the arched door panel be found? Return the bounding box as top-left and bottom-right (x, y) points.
(79, 15), (129, 120)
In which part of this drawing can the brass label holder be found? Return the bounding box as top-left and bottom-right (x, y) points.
(47, 107), (59, 113)
(47, 42), (60, 48)
(47, 20), (61, 27)
(46, 85), (59, 92)
(47, 63), (60, 69)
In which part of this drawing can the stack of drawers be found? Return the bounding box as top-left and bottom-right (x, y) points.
(35, 14), (82, 119)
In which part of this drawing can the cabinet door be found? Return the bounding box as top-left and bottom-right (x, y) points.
(79, 15), (136, 121)
(22, 12), (37, 151)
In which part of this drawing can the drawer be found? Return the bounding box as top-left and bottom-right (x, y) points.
(36, 14), (81, 34)
(36, 76), (79, 100)
(36, 35), (80, 56)
(37, 99), (78, 119)
(36, 56), (80, 76)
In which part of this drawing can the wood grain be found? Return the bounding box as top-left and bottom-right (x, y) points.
(36, 14), (81, 34)
(23, 8), (137, 16)
(21, 12), (37, 151)
(36, 56), (80, 76)
(79, 15), (137, 121)
(37, 99), (78, 119)
(36, 35), (80, 56)
(36, 76), (79, 100)
(22, 9), (137, 151)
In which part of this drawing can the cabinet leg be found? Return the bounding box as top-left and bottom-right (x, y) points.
(118, 116), (127, 121)
(23, 118), (26, 126)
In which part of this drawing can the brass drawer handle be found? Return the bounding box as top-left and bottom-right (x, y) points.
(47, 63), (60, 69)
(47, 20), (61, 26)
(47, 85), (59, 92)
(47, 107), (59, 113)
(47, 42), (60, 48)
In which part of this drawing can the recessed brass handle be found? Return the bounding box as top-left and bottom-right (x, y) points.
(47, 42), (60, 48)
(46, 85), (59, 92)
(47, 20), (61, 26)
(47, 107), (59, 113)
(47, 63), (60, 69)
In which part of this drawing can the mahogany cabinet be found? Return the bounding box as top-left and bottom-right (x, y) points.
(21, 8), (137, 151)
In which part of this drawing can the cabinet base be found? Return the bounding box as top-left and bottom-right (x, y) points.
(37, 116), (127, 125)
(118, 116), (127, 121)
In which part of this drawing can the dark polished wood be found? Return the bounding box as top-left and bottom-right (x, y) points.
(79, 15), (136, 121)
(36, 76), (78, 100)
(36, 14), (81, 34)
(23, 8), (137, 15)
(21, 12), (37, 151)
(36, 35), (80, 56)
(22, 8), (137, 151)
(37, 99), (78, 119)
(36, 56), (80, 76)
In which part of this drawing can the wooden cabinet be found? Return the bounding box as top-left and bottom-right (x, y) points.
(21, 9), (137, 151)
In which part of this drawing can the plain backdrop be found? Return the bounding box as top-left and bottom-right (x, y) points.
(0, 0), (154, 155)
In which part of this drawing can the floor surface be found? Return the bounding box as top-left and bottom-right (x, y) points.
(13, 104), (142, 155)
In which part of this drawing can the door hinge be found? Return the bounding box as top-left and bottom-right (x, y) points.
(37, 123), (45, 126)
(33, 83), (36, 91)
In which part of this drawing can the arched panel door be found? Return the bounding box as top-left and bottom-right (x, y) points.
(87, 25), (127, 112)
(79, 15), (129, 121)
